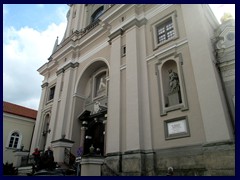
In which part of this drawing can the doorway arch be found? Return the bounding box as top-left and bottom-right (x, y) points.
(71, 59), (109, 156)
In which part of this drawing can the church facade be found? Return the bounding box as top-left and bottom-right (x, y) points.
(31, 4), (235, 175)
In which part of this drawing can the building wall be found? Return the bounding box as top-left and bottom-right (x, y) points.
(3, 113), (35, 164)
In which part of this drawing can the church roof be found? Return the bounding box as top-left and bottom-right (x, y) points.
(3, 101), (37, 120)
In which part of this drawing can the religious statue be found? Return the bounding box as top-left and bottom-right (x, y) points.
(220, 12), (233, 23)
(98, 77), (106, 92)
(96, 77), (106, 96)
(168, 69), (180, 94)
(93, 101), (101, 114)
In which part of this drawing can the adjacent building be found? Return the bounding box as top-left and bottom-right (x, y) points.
(31, 4), (235, 175)
(3, 101), (37, 167)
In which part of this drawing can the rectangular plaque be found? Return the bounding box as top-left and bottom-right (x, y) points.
(164, 117), (190, 140)
(167, 119), (187, 135)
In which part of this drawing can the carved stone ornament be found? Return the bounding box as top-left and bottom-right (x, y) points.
(93, 101), (101, 114)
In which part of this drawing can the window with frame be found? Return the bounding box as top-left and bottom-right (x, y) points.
(121, 45), (126, 57)
(152, 12), (178, 49)
(8, 132), (20, 149)
(91, 6), (104, 23)
(156, 18), (175, 44)
(48, 86), (55, 101)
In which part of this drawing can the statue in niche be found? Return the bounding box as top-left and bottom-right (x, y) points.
(97, 77), (106, 96)
(167, 69), (182, 107)
(168, 69), (180, 94)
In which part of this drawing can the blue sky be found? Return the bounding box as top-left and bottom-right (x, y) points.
(4, 4), (68, 32)
(3, 4), (235, 110)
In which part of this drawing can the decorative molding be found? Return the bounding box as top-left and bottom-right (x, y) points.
(80, 157), (104, 165)
(51, 138), (74, 148)
(146, 39), (188, 62)
(145, 4), (173, 20)
(109, 18), (148, 44)
(56, 68), (65, 76)
(41, 82), (49, 88)
(78, 41), (109, 64)
(120, 64), (126, 71)
(108, 29), (123, 42)
(73, 93), (86, 100)
(122, 18), (147, 32)
(56, 62), (79, 75)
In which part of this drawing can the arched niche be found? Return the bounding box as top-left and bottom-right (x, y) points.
(161, 60), (182, 107)
(156, 53), (188, 116)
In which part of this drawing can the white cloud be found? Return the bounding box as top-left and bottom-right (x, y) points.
(3, 21), (67, 109)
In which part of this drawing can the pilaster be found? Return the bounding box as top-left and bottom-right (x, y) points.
(45, 73), (63, 148)
(54, 63), (77, 140)
(30, 83), (48, 153)
(125, 26), (141, 151)
(106, 33), (121, 154)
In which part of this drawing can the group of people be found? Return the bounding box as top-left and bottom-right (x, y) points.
(32, 146), (55, 172)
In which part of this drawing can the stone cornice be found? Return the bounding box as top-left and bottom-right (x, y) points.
(108, 18), (147, 44)
(108, 29), (123, 42)
(51, 138), (75, 148)
(56, 62), (79, 76)
(41, 82), (49, 88)
(122, 18), (147, 31)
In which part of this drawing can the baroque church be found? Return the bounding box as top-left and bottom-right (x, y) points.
(30, 4), (235, 176)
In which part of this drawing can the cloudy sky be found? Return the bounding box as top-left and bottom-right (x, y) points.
(3, 4), (235, 110)
(3, 4), (69, 110)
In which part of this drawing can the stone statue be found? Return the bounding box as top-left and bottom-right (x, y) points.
(97, 77), (106, 95)
(220, 12), (233, 23)
(93, 101), (101, 114)
(168, 69), (180, 94)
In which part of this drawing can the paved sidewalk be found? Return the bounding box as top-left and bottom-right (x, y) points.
(17, 166), (32, 176)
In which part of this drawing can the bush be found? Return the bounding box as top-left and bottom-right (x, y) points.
(3, 162), (18, 175)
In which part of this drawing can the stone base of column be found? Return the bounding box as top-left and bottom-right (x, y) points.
(51, 138), (74, 163)
(80, 157), (104, 176)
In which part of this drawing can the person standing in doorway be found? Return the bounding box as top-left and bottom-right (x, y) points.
(44, 146), (55, 170)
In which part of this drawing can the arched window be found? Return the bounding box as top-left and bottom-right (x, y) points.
(8, 131), (21, 149)
(91, 6), (104, 23)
